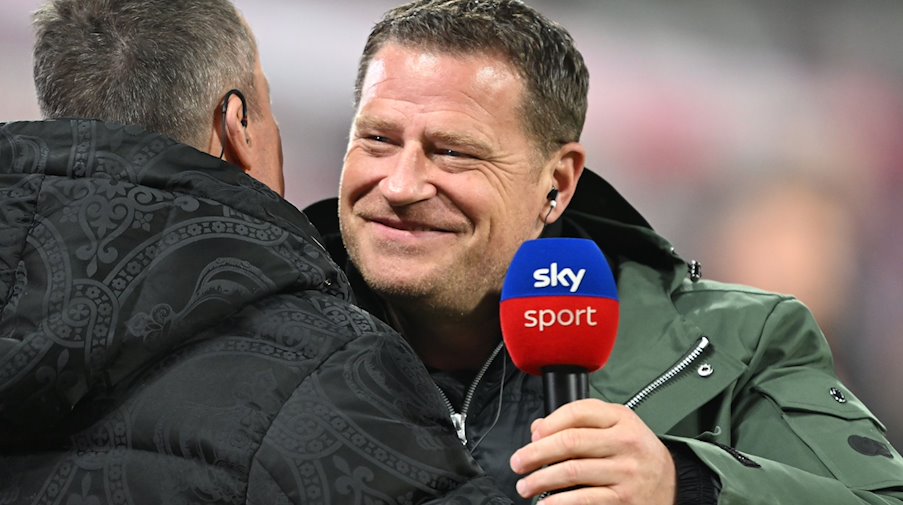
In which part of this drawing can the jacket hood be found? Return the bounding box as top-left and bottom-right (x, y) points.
(0, 119), (347, 443)
(557, 169), (688, 294)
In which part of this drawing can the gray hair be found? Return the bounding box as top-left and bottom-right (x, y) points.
(354, 0), (589, 156)
(33, 0), (258, 149)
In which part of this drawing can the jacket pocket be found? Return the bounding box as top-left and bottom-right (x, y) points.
(754, 371), (903, 490)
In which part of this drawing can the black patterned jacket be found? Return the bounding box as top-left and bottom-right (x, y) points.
(0, 120), (510, 504)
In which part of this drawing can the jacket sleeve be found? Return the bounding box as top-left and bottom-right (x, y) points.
(670, 298), (903, 505)
(246, 330), (513, 505)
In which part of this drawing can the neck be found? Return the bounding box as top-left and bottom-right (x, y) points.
(385, 298), (501, 372)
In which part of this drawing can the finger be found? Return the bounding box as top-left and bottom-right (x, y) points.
(511, 427), (620, 474)
(530, 417), (543, 434)
(533, 399), (628, 439)
(514, 457), (624, 498)
(526, 486), (619, 505)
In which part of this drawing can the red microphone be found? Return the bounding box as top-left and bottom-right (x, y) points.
(500, 238), (619, 414)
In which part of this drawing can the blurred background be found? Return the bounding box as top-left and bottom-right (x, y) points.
(3, 0), (902, 448)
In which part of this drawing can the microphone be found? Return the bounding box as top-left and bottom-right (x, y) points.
(500, 238), (619, 414)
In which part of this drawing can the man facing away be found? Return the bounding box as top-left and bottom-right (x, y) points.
(0, 0), (513, 503)
(304, 0), (903, 503)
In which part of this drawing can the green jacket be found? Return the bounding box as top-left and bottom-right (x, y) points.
(559, 170), (903, 503)
(306, 169), (903, 504)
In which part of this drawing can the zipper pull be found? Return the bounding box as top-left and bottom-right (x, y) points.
(450, 412), (467, 445)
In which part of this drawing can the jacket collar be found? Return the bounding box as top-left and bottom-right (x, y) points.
(562, 170), (747, 430)
(553, 171), (701, 398)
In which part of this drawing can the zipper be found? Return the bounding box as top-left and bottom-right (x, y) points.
(624, 336), (710, 410)
(534, 337), (709, 502)
(435, 341), (505, 445)
(537, 336), (709, 502)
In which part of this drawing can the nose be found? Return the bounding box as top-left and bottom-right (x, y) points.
(378, 144), (436, 205)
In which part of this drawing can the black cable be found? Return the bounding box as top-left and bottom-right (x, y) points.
(470, 346), (507, 452)
(219, 88), (247, 159)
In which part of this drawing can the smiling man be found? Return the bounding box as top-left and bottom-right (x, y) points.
(338, 43), (581, 370)
(305, 1), (903, 504)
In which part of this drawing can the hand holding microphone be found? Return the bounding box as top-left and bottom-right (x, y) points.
(502, 239), (677, 505)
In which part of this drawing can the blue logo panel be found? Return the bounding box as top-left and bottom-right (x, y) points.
(501, 238), (617, 301)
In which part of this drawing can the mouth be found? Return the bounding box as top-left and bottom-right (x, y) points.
(356, 212), (463, 247)
(369, 216), (449, 233)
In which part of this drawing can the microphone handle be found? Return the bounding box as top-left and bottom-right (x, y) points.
(542, 365), (589, 415)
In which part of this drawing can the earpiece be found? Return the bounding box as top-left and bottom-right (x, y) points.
(542, 187), (559, 225)
(219, 88), (248, 159)
(546, 188), (559, 210)
(222, 89), (248, 128)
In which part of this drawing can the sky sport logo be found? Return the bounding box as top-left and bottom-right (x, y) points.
(525, 263), (598, 331)
(532, 262), (586, 292)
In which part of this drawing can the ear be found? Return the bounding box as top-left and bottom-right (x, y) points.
(543, 142), (586, 223)
(219, 93), (253, 170)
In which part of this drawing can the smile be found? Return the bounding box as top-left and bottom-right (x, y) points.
(363, 218), (458, 245)
(372, 218), (439, 232)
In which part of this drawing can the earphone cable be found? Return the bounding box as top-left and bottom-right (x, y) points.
(470, 345), (507, 452)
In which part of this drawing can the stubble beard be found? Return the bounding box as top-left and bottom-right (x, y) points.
(346, 235), (508, 322)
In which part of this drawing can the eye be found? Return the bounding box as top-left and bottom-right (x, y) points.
(436, 148), (472, 159)
(359, 134), (396, 148)
(356, 133), (397, 156)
